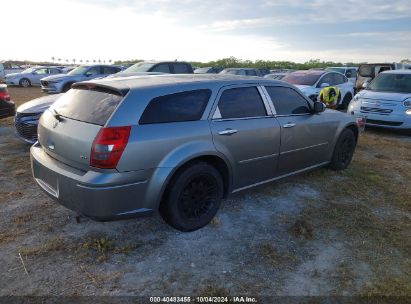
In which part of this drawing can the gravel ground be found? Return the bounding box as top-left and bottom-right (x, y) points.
(0, 87), (410, 298)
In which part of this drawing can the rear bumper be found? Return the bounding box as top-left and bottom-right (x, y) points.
(30, 142), (156, 220)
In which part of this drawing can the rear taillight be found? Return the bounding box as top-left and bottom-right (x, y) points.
(0, 91), (10, 101)
(90, 126), (131, 169)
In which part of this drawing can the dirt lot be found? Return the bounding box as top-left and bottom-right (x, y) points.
(0, 87), (410, 298)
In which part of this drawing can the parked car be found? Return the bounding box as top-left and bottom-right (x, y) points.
(114, 61), (194, 77)
(5, 66), (63, 87)
(354, 63), (411, 93)
(40, 65), (123, 93)
(194, 67), (223, 74)
(0, 85), (15, 119)
(326, 67), (358, 84)
(0, 62), (24, 82)
(348, 70), (411, 130)
(14, 94), (63, 143)
(31, 74), (359, 231)
(264, 72), (291, 80)
(282, 70), (354, 109)
(219, 68), (263, 77)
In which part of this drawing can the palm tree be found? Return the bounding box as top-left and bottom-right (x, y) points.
(86, 60), (89, 63)
(93, 60), (96, 63)
(80, 59), (83, 63)
(108, 59), (112, 64)
(58, 58), (61, 63)
(73, 58), (76, 65)
(51, 56), (55, 63)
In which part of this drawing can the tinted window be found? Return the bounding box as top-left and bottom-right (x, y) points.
(51, 88), (123, 125)
(333, 73), (346, 85)
(151, 64), (171, 73)
(173, 63), (190, 73)
(102, 66), (120, 74)
(265, 86), (311, 115)
(245, 70), (257, 76)
(33, 68), (48, 75)
(318, 74), (334, 86)
(139, 89), (211, 124)
(86, 66), (101, 76)
(218, 87), (266, 119)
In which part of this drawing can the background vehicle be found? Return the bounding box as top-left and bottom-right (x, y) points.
(40, 64), (123, 93)
(31, 75), (358, 232)
(349, 70), (411, 130)
(0, 62), (24, 82)
(326, 67), (358, 84)
(355, 63), (410, 93)
(194, 67), (223, 74)
(115, 61), (194, 77)
(282, 70), (354, 109)
(5, 66), (63, 87)
(264, 72), (292, 80)
(14, 94), (63, 143)
(0, 85), (15, 119)
(219, 68), (263, 77)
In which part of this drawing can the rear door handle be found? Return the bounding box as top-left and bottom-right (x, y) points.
(218, 129), (238, 136)
(283, 123), (296, 128)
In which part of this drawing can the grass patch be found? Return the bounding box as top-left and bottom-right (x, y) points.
(198, 285), (230, 297)
(362, 277), (411, 296)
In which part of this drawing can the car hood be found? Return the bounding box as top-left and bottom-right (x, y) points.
(358, 90), (411, 102)
(41, 74), (79, 82)
(17, 94), (63, 114)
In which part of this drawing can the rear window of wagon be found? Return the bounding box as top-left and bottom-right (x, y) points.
(50, 86), (123, 126)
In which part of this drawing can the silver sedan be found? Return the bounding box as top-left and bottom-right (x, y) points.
(5, 66), (63, 87)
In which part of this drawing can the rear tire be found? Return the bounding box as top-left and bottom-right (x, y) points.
(329, 128), (356, 171)
(19, 78), (31, 88)
(160, 162), (223, 232)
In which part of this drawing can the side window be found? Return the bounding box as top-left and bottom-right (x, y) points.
(265, 86), (311, 115)
(173, 64), (190, 73)
(33, 68), (48, 75)
(333, 73), (346, 85)
(151, 64), (171, 73)
(48, 68), (60, 74)
(218, 87), (267, 119)
(318, 74), (334, 86)
(86, 66), (101, 76)
(102, 66), (119, 74)
(139, 89), (211, 124)
(245, 70), (257, 76)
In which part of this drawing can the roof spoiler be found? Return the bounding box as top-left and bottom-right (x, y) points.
(72, 82), (129, 97)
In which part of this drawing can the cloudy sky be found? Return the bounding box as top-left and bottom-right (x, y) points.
(2, 0), (411, 63)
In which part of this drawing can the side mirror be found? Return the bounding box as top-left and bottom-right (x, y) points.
(320, 82), (330, 88)
(362, 81), (369, 89)
(346, 72), (352, 78)
(313, 101), (326, 113)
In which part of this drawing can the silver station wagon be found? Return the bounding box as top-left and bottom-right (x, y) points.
(31, 75), (359, 231)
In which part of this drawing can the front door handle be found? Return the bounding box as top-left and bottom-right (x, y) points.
(283, 123), (296, 128)
(218, 129), (238, 136)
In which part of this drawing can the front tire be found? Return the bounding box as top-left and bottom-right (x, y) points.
(329, 128), (356, 170)
(19, 78), (31, 88)
(160, 162), (224, 232)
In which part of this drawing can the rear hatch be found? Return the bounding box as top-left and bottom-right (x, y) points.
(37, 85), (125, 171)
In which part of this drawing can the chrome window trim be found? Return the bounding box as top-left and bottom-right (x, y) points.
(211, 84), (273, 121)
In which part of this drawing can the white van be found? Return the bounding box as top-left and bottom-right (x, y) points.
(0, 62), (24, 81)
